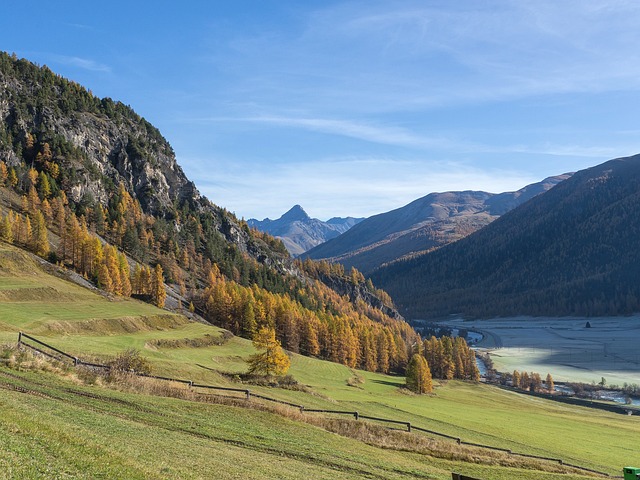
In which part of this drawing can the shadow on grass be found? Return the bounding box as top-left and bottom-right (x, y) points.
(372, 379), (405, 388)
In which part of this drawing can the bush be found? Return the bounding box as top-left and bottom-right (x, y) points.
(107, 349), (152, 375)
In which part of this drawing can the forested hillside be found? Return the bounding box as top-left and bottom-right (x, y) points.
(0, 51), (418, 373)
(372, 154), (640, 319)
(306, 175), (570, 275)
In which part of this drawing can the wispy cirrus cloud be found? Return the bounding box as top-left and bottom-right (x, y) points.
(232, 115), (457, 150)
(183, 112), (638, 160)
(182, 154), (541, 220)
(51, 54), (111, 73)
(215, 0), (640, 115)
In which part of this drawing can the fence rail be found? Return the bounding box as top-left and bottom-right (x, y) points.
(12, 332), (618, 478)
(452, 473), (483, 480)
(19, 332), (79, 363)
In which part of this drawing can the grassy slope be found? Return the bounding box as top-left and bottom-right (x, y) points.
(0, 242), (636, 478)
(1, 368), (596, 480)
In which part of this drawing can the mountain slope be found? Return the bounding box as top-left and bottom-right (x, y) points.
(0, 52), (416, 374)
(371, 154), (640, 319)
(0, 52), (288, 274)
(248, 205), (363, 256)
(306, 175), (571, 274)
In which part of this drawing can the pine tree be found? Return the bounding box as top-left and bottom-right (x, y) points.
(27, 168), (38, 187)
(8, 168), (18, 187)
(377, 331), (390, 374)
(151, 264), (166, 308)
(131, 264), (142, 294)
(23, 215), (32, 247)
(37, 171), (51, 199)
(141, 266), (152, 295)
(546, 373), (554, 393)
(406, 353), (433, 394)
(512, 370), (521, 388)
(97, 263), (113, 292)
(241, 301), (257, 338)
(118, 252), (132, 297)
(104, 245), (121, 294)
(299, 315), (320, 356)
(247, 326), (291, 376)
(0, 161), (7, 185)
(21, 195), (29, 214)
(24, 133), (35, 155)
(40, 198), (53, 222)
(0, 214), (13, 242)
(30, 211), (49, 257)
(530, 372), (543, 392)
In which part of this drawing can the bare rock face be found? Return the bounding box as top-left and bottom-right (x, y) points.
(0, 55), (272, 266)
(0, 53), (396, 316)
(313, 270), (403, 321)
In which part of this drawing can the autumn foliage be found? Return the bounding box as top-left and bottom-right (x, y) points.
(0, 131), (422, 377)
(422, 336), (479, 381)
(194, 264), (418, 374)
(247, 326), (291, 376)
(405, 354), (432, 394)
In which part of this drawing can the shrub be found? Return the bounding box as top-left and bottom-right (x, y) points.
(107, 348), (152, 375)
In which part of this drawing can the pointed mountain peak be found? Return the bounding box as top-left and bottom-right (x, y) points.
(280, 205), (310, 222)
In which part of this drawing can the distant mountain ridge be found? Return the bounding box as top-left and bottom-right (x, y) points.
(305, 174), (572, 274)
(371, 154), (640, 319)
(248, 205), (363, 256)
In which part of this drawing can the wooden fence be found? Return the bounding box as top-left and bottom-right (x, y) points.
(14, 332), (619, 478)
(452, 474), (482, 480)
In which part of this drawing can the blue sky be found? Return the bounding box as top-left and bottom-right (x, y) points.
(3, 1), (640, 220)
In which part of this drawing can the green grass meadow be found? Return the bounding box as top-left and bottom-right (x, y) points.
(1, 242), (638, 478)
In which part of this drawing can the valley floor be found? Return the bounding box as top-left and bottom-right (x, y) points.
(441, 316), (640, 385)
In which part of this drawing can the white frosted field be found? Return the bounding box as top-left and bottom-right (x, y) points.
(441, 316), (640, 386)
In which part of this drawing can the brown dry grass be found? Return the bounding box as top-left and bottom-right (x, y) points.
(93, 372), (600, 477)
(146, 330), (233, 349)
(44, 314), (187, 335)
(2, 345), (602, 478)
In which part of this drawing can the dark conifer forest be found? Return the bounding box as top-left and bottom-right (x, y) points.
(372, 155), (640, 319)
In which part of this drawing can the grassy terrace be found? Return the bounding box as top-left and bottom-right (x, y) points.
(0, 243), (637, 478)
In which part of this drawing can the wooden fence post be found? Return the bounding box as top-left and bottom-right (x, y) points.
(245, 389), (251, 400)
(17, 332), (22, 346)
(407, 422), (411, 433)
(354, 411), (359, 420)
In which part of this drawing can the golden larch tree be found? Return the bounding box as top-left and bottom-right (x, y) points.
(30, 211), (49, 257)
(546, 373), (554, 393)
(247, 326), (291, 376)
(151, 264), (166, 308)
(405, 353), (433, 394)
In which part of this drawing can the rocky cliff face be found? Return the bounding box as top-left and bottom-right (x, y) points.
(313, 270), (403, 321)
(0, 65), (196, 216)
(0, 53), (285, 268)
(0, 52), (402, 315)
